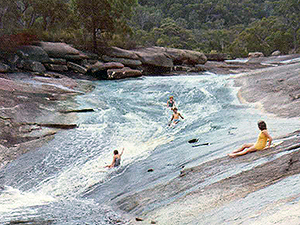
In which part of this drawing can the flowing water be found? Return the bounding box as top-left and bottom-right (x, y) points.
(1, 73), (300, 224)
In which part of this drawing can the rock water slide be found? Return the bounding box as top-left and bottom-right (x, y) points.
(113, 130), (300, 224)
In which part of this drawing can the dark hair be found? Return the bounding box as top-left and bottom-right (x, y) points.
(173, 107), (178, 111)
(258, 120), (267, 130)
(113, 150), (119, 155)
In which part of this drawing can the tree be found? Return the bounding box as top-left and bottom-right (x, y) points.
(75, 0), (137, 51)
(274, 0), (300, 51)
(0, 0), (20, 33)
(228, 17), (289, 56)
(75, 0), (114, 51)
(30, 0), (71, 31)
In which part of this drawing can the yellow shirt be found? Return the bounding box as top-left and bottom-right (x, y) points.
(254, 131), (268, 150)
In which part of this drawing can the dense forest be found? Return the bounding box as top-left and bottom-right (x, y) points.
(0, 0), (299, 57)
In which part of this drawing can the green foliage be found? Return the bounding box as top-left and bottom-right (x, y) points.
(1, 0), (299, 56)
(273, 0), (300, 51)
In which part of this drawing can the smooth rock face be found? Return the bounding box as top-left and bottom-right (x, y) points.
(36, 42), (80, 58)
(102, 55), (142, 67)
(133, 48), (174, 68)
(164, 47), (207, 65)
(105, 47), (140, 60)
(17, 45), (50, 63)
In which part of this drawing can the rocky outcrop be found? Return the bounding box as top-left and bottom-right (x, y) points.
(21, 60), (46, 72)
(36, 42), (80, 58)
(1, 39), (208, 79)
(205, 53), (229, 61)
(163, 47), (207, 65)
(104, 47), (140, 60)
(107, 67), (142, 79)
(17, 45), (50, 63)
(87, 61), (125, 79)
(102, 55), (142, 67)
(248, 52), (264, 58)
(44, 64), (68, 72)
(102, 46), (207, 75)
(67, 62), (87, 74)
(271, 50), (281, 56)
(0, 63), (10, 73)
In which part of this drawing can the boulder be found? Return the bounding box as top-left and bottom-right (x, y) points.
(44, 64), (68, 72)
(102, 55), (142, 67)
(67, 62), (87, 74)
(248, 52), (264, 58)
(88, 61), (124, 73)
(107, 67), (142, 80)
(22, 60), (46, 72)
(0, 63), (10, 72)
(104, 47), (140, 60)
(271, 50), (281, 56)
(133, 48), (174, 68)
(164, 47), (207, 65)
(17, 45), (50, 63)
(36, 42), (80, 58)
(205, 53), (229, 61)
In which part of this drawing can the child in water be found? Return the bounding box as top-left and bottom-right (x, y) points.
(228, 120), (273, 157)
(105, 148), (124, 168)
(167, 96), (176, 109)
(169, 107), (184, 126)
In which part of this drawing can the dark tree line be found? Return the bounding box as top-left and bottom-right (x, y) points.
(131, 0), (300, 56)
(0, 0), (299, 57)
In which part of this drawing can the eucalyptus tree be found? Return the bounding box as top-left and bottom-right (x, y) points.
(75, 0), (137, 51)
(30, 0), (71, 31)
(0, 0), (20, 33)
(274, 0), (300, 51)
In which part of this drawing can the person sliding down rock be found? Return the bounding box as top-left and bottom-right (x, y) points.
(167, 96), (176, 109)
(105, 148), (124, 168)
(169, 108), (184, 126)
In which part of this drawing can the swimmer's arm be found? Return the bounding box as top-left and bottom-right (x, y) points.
(179, 113), (184, 119)
(105, 156), (116, 168)
(263, 130), (273, 148)
(169, 115), (174, 126)
(120, 148), (124, 156)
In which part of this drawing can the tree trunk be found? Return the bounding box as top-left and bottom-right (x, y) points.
(92, 20), (97, 52)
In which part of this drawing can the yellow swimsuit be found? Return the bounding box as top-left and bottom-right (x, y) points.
(254, 131), (268, 150)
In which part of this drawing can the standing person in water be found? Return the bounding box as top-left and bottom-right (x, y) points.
(167, 96), (176, 109)
(105, 148), (124, 168)
(228, 120), (273, 157)
(169, 107), (184, 126)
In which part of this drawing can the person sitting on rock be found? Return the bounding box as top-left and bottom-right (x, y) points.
(228, 120), (272, 157)
(167, 96), (176, 109)
(105, 148), (124, 168)
(169, 108), (184, 126)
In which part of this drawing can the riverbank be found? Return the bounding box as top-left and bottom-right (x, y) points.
(0, 72), (96, 169)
